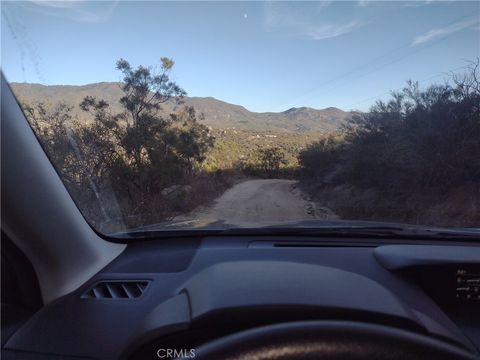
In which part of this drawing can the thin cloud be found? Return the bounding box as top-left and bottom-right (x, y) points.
(317, 1), (333, 11)
(357, 0), (372, 7)
(412, 17), (479, 46)
(29, 1), (82, 9)
(422, 0), (456, 4)
(304, 21), (365, 40)
(25, 0), (118, 23)
(264, 2), (366, 41)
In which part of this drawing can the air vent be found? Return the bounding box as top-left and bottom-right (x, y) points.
(82, 280), (150, 300)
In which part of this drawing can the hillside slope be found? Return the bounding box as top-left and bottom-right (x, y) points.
(11, 82), (354, 133)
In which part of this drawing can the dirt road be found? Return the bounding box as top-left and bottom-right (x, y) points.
(177, 179), (337, 227)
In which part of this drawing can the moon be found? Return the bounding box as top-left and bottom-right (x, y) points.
(243, 13), (248, 19)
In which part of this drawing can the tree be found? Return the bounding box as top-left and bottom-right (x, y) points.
(23, 57), (215, 229)
(297, 65), (480, 225)
(257, 147), (287, 175)
(298, 134), (343, 181)
(77, 58), (215, 223)
(113, 58), (186, 187)
(169, 106), (215, 175)
(23, 101), (117, 228)
(77, 58), (215, 190)
(24, 102), (81, 187)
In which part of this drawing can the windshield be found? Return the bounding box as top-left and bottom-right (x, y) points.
(2, 1), (479, 236)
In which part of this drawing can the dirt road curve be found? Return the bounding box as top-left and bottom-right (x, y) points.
(181, 179), (337, 227)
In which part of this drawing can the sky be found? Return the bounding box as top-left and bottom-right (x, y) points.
(1, 1), (479, 112)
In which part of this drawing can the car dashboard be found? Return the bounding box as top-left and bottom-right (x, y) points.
(2, 236), (480, 360)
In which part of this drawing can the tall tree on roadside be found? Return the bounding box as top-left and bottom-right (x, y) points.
(78, 57), (214, 219)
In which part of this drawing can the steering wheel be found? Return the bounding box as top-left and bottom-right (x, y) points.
(185, 321), (477, 360)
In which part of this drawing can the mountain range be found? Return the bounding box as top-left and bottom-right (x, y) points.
(10, 82), (356, 133)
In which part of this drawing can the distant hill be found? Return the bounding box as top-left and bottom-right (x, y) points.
(10, 82), (356, 133)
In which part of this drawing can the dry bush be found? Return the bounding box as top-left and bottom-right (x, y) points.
(299, 67), (480, 228)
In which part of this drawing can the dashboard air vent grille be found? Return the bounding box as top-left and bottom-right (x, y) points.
(82, 280), (150, 300)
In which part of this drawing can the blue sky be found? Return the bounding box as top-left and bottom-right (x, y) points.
(1, 1), (479, 112)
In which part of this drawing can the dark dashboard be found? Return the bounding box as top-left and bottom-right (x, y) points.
(2, 236), (480, 360)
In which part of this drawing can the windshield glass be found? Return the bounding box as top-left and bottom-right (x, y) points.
(2, 1), (479, 236)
